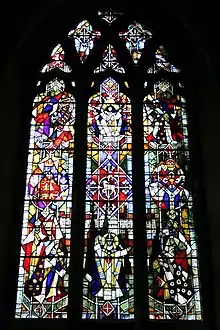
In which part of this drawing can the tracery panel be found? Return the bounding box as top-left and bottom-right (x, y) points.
(82, 78), (134, 319)
(68, 20), (101, 63)
(41, 44), (72, 73)
(98, 9), (122, 25)
(119, 22), (152, 64)
(15, 79), (75, 318)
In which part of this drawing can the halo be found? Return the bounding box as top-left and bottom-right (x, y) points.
(102, 232), (119, 248)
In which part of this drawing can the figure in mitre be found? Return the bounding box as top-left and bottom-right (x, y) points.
(86, 232), (131, 301)
(28, 156), (69, 209)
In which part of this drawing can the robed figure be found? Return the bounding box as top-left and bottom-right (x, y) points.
(85, 231), (131, 301)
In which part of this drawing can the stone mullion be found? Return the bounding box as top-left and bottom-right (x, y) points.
(131, 84), (149, 325)
(68, 77), (90, 322)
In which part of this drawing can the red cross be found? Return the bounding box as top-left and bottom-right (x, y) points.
(102, 301), (114, 316)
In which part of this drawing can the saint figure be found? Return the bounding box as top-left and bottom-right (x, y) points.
(86, 232), (130, 301)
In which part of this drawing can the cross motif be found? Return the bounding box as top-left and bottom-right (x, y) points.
(101, 301), (114, 316)
(170, 305), (183, 319)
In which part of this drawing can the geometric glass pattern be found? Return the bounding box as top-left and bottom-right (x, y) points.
(15, 79), (75, 318)
(68, 20), (101, 63)
(94, 44), (125, 73)
(147, 46), (180, 74)
(119, 22), (152, 64)
(41, 44), (72, 73)
(83, 77), (134, 319)
(143, 80), (202, 319)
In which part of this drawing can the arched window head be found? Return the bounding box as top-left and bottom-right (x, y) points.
(15, 8), (202, 321)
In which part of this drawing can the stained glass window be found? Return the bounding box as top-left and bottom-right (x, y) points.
(15, 8), (203, 322)
(15, 79), (75, 318)
(144, 79), (202, 319)
(83, 78), (134, 319)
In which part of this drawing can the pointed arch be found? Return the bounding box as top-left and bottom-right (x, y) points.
(14, 7), (203, 322)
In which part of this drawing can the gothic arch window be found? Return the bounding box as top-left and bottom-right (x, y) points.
(15, 8), (202, 322)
